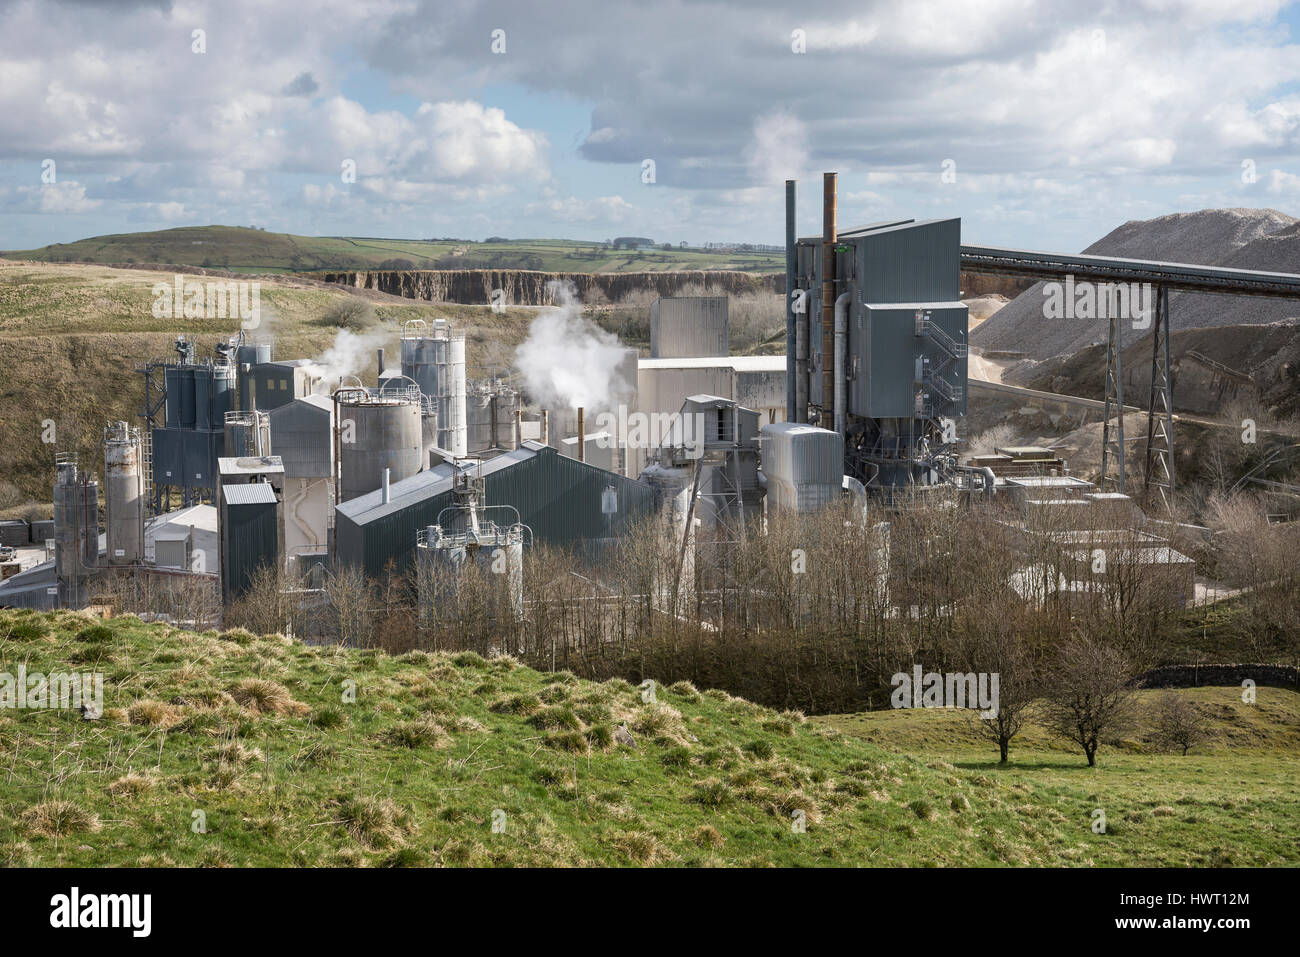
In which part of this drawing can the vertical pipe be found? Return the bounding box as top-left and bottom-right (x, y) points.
(821, 172), (837, 424)
(542, 410), (550, 447)
(577, 407), (585, 462)
(377, 348), (384, 381)
(785, 179), (797, 423)
(381, 467), (390, 505)
(796, 304), (808, 424)
(514, 409), (523, 448)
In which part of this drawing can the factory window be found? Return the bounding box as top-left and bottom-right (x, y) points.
(281, 379), (289, 391)
(266, 379), (276, 390)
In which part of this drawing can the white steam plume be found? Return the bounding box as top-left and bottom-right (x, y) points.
(304, 328), (390, 393)
(513, 281), (632, 410)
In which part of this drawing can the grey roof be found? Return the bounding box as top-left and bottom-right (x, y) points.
(274, 394), (334, 413)
(259, 359), (316, 369)
(337, 443), (541, 526)
(221, 483), (278, 506)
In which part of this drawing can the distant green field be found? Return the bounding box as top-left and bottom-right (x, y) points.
(817, 685), (1300, 867)
(3, 226), (784, 274)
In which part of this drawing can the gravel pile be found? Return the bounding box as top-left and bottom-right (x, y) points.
(972, 208), (1300, 360)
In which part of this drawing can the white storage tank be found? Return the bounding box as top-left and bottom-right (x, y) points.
(104, 421), (145, 565)
(400, 319), (467, 457)
(761, 422), (844, 513)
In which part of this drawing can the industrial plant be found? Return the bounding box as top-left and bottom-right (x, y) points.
(3, 174), (1300, 642)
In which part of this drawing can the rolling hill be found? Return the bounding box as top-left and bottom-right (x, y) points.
(2, 608), (1296, 867)
(1, 226), (786, 275)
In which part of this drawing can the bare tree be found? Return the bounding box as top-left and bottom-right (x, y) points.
(1150, 692), (1210, 756)
(1044, 638), (1137, 766)
(962, 610), (1041, 764)
(227, 563), (294, 636)
(322, 564), (373, 647)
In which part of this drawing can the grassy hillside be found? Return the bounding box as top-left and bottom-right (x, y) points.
(819, 688), (1300, 867)
(1, 608), (1296, 867)
(0, 261), (543, 513)
(3, 227), (784, 274)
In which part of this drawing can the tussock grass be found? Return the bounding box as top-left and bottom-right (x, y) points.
(127, 699), (183, 728)
(338, 796), (409, 850)
(20, 800), (100, 838)
(226, 678), (309, 716)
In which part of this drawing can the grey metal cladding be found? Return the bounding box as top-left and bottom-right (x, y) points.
(221, 488), (278, 599)
(269, 399), (333, 478)
(860, 219), (962, 304)
(650, 297), (728, 358)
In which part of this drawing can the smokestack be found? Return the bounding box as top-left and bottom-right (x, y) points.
(821, 172), (837, 423)
(514, 409), (523, 448)
(785, 179), (797, 423)
(377, 347), (384, 379)
(577, 407), (585, 462)
(542, 410), (550, 447)
(381, 467), (390, 504)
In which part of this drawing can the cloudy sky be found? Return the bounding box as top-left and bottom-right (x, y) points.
(2, 0), (1298, 252)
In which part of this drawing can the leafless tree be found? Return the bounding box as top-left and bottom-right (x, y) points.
(322, 564), (372, 647)
(1044, 638), (1138, 766)
(1150, 692), (1210, 756)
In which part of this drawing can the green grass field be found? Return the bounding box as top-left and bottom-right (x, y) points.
(3, 226), (784, 274)
(1, 608), (1295, 867)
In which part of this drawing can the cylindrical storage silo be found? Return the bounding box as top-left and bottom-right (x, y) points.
(212, 363), (235, 423)
(434, 334), (467, 457)
(338, 396), (422, 501)
(194, 367), (212, 430)
(466, 390), (494, 452)
(224, 411), (271, 458)
(179, 367), (196, 428)
(104, 422), (144, 565)
(164, 366), (182, 428)
(53, 456), (98, 608)
(421, 410), (440, 460)
(495, 389), (521, 450)
(236, 343), (271, 410)
(402, 322), (466, 457)
(81, 478), (98, 568)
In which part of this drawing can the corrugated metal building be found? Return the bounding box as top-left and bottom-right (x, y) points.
(220, 482), (280, 602)
(650, 296), (728, 358)
(269, 396), (334, 570)
(335, 441), (655, 578)
(248, 360), (320, 411)
(761, 422), (844, 513)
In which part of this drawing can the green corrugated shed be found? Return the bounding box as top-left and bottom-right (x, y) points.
(335, 442), (655, 578)
(220, 482), (279, 602)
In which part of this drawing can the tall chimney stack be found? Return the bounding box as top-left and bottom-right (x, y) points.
(821, 172), (837, 423)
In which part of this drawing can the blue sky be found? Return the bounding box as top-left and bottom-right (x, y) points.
(1, 0), (1298, 253)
